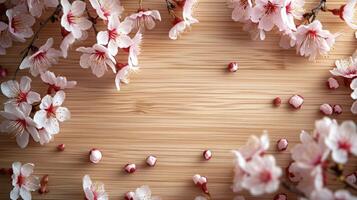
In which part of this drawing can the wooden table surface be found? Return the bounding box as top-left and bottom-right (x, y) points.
(0, 0), (356, 199)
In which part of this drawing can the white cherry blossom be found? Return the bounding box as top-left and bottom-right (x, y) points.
(237, 132), (269, 160)
(241, 155), (282, 195)
(61, 0), (92, 39)
(89, 0), (123, 21)
(34, 91), (70, 135)
(325, 120), (357, 164)
(126, 9), (161, 31)
(183, 0), (199, 25)
(40, 71), (77, 93)
(281, 0), (305, 31)
(126, 31), (142, 67)
(169, 17), (198, 40)
(250, 0), (286, 31)
(10, 162), (40, 200)
(330, 50), (357, 79)
(294, 20), (337, 60)
(132, 185), (161, 200)
(77, 44), (116, 77)
(19, 38), (62, 77)
(83, 175), (108, 200)
(27, 0), (59, 18)
(97, 15), (133, 56)
(115, 63), (130, 91)
(38, 128), (55, 145)
(6, 4), (35, 42)
(0, 104), (40, 149)
(1, 76), (41, 110)
(331, 0), (357, 29)
(228, 0), (253, 22)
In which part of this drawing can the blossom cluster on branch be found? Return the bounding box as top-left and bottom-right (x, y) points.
(227, 0), (357, 60)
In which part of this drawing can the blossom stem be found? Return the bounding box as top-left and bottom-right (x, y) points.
(281, 181), (307, 198)
(303, 0), (327, 22)
(139, 0), (143, 9)
(13, 4), (62, 79)
(165, 0), (178, 19)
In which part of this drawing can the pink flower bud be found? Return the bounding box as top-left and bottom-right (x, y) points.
(192, 174), (201, 185)
(320, 103), (333, 115)
(203, 150), (212, 160)
(327, 77), (339, 89)
(146, 155), (157, 167)
(277, 138), (288, 151)
(124, 191), (135, 200)
(288, 95), (304, 109)
(274, 193), (287, 200)
(227, 62), (238, 72)
(273, 97), (281, 107)
(333, 104), (343, 115)
(57, 144), (65, 151)
(124, 164), (136, 174)
(89, 149), (102, 164)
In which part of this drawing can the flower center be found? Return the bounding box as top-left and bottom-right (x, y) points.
(67, 12), (75, 24)
(173, 17), (183, 26)
(338, 140), (351, 151)
(33, 52), (46, 61)
(259, 170), (272, 183)
(307, 30), (317, 38)
(95, 50), (106, 60)
(264, 2), (278, 15)
(286, 2), (292, 14)
(108, 29), (118, 40)
(45, 104), (56, 118)
(17, 92), (28, 103)
(17, 174), (25, 186)
(16, 119), (27, 128)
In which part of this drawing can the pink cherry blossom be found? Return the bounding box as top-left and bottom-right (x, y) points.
(312, 117), (336, 140)
(294, 20), (337, 60)
(325, 120), (357, 164)
(1, 76), (41, 110)
(131, 185), (161, 200)
(183, 0), (199, 25)
(34, 91), (70, 134)
(89, 0), (123, 21)
(19, 38), (62, 77)
(250, 0), (286, 31)
(0, 21), (12, 55)
(77, 44), (116, 77)
(0, 104), (40, 148)
(126, 9), (161, 31)
(27, 0), (59, 18)
(281, 0), (305, 31)
(237, 132), (269, 160)
(228, 0), (253, 22)
(60, 0), (92, 39)
(10, 162), (40, 200)
(127, 31), (143, 67)
(330, 0), (357, 29)
(97, 15), (133, 56)
(330, 50), (357, 78)
(83, 175), (108, 200)
(241, 155), (282, 195)
(6, 4), (35, 42)
(40, 71), (77, 94)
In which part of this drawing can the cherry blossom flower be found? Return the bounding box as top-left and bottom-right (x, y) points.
(313, 117), (336, 140)
(97, 15), (133, 56)
(131, 185), (161, 200)
(115, 63), (130, 91)
(241, 155), (282, 195)
(10, 162), (40, 200)
(61, 0), (92, 39)
(34, 91), (70, 135)
(250, 0), (286, 31)
(127, 32), (142, 67)
(27, 0), (59, 18)
(325, 120), (357, 164)
(0, 22), (12, 55)
(40, 71), (77, 94)
(6, 4), (35, 42)
(227, 0), (253, 22)
(183, 0), (199, 25)
(89, 0), (123, 21)
(330, 51), (357, 78)
(0, 104), (40, 148)
(126, 9), (161, 31)
(237, 132), (269, 160)
(329, 0), (357, 29)
(77, 44), (116, 77)
(1, 76), (41, 110)
(83, 175), (108, 200)
(281, 0), (305, 31)
(294, 20), (337, 60)
(38, 128), (55, 145)
(19, 38), (62, 77)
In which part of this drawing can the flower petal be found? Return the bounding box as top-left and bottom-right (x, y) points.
(16, 131), (29, 149)
(55, 107), (70, 122)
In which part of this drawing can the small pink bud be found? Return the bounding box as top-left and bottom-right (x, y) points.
(202, 150), (212, 160)
(124, 191), (135, 200)
(287, 162), (300, 183)
(192, 174), (209, 194)
(327, 77), (339, 89)
(277, 138), (288, 151)
(124, 164), (136, 174)
(227, 62), (238, 72)
(57, 144), (65, 151)
(333, 104), (343, 115)
(273, 97), (281, 107)
(345, 172), (357, 185)
(146, 155), (157, 167)
(288, 95), (304, 109)
(320, 103), (333, 115)
(198, 176), (207, 185)
(192, 174), (201, 184)
(89, 149), (102, 164)
(274, 193), (287, 200)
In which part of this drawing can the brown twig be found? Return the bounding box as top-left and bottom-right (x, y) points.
(165, 0), (178, 19)
(13, 5), (62, 79)
(303, 0), (327, 23)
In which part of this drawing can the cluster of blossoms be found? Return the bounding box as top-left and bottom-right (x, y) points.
(231, 118), (357, 199)
(227, 0), (356, 60)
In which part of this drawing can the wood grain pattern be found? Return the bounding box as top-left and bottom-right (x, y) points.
(0, 0), (357, 199)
